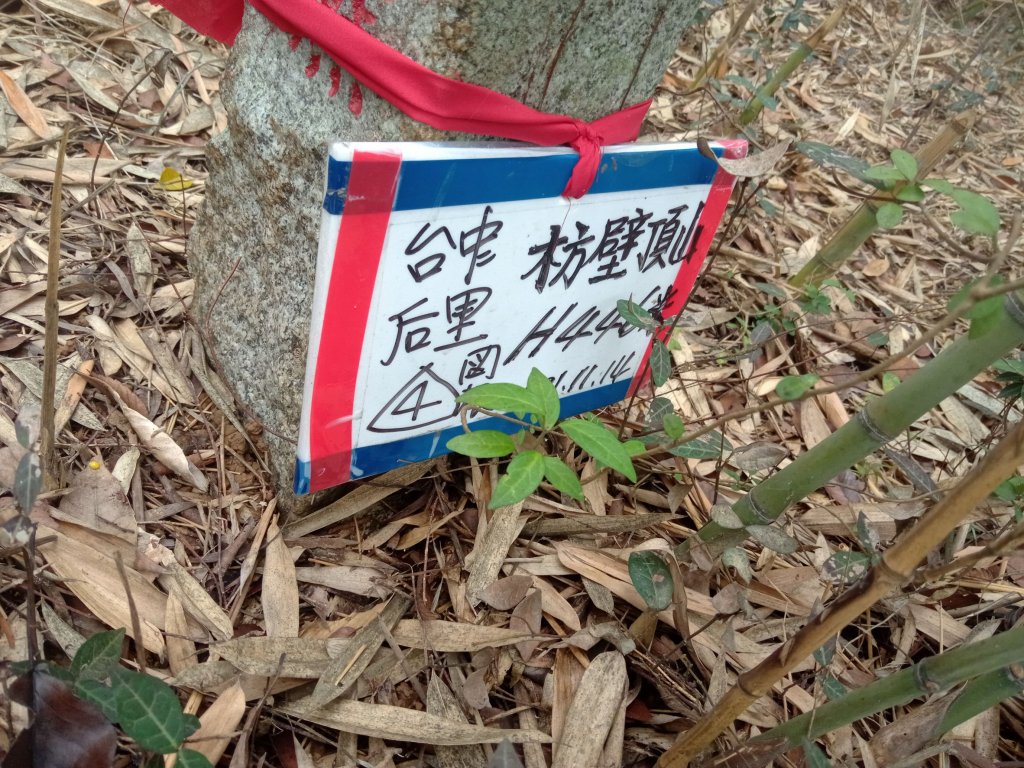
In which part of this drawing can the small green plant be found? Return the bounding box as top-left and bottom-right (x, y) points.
(992, 355), (1024, 403)
(12, 629), (211, 768)
(993, 474), (1024, 522)
(448, 298), (683, 509)
(798, 142), (1001, 238)
(447, 365), (642, 509)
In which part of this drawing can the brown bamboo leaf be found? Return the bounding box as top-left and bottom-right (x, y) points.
(294, 563), (394, 598)
(41, 529), (167, 654)
(511, 590), (543, 662)
(116, 397), (208, 492)
(214, 636), (331, 678)
(0, 157), (130, 183)
(390, 620), (533, 652)
(715, 139), (790, 178)
(282, 460), (435, 537)
(165, 591), (197, 678)
(182, 683), (246, 765)
(466, 503), (527, 605)
(427, 675), (488, 768)
(0, 71), (55, 139)
(54, 358), (93, 434)
(478, 575), (534, 611)
(161, 561), (233, 641)
(53, 461), (136, 542)
(308, 594), (410, 708)
(277, 698), (550, 745)
(531, 576), (582, 631)
(85, 373), (149, 415)
(262, 518), (299, 638)
(521, 512), (678, 537)
(551, 651), (627, 768)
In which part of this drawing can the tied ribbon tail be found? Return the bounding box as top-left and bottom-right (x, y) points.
(565, 121), (603, 199)
(152, 0), (651, 197)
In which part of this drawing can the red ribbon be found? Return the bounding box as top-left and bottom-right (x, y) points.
(151, 0), (650, 197)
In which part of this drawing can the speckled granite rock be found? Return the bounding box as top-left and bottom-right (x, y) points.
(188, 0), (700, 510)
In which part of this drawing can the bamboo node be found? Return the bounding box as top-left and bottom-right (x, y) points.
(856, 409), (896, 444)
(1003, 290), (1024, 330)
(747, 491), (775, 524)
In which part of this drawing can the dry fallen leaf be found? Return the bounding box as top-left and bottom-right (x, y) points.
(115, 397), (208, 492)
(277, 698), (550, 745)
(262, 518), (299, 638)
(715, 139), (791, 178)
(0, 71), (55, 139)
(184, 683), (246, 765)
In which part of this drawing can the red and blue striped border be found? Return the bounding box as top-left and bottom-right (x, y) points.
(297, 141), (744, 494)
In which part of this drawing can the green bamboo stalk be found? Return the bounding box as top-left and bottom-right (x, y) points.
(937, 664), (1024, 736)
(791, 110), (975, 287)
(737, 1), (848, 127)
(748, 622), (1024, 749)
(677, 289), (1024, 560)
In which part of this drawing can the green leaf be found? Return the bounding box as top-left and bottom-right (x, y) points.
(560, 419), (637, 482)
(890, 148), (918, 180)
(894, 183), (925, 202)
(663, 412), (685, 441)
(668, 430), (733, 460)
(923, 178), (957, 195)
(75, 678), (120, 723)
(616, 299), (658, 331)
(856, 511), (880, 552)
(542, 456), (583, 501)
(647, 396), (674, 429)
(822, 550), (871, 585)
(821, 675), (848, 701)
(881, 372), (900, 392)
(15, 451), (41, 513)
(795, 141), (872, 182)
(721, 547), (752, 583)
(864, 165), (906, 185)
(967, 295), (1004, 339)
(489, 451), (545, 509)
(775, 374), (819, 401)
(458, 383), (542, 420)
(113, 669), (196, 753)
(874, 202), (904, 228)
(175, 750), (214, 768)
(447, 430), (517, 459)
(813, 636), (836, 666)
(72, 628), (125, 683)
(802, 739), (833, 768)
(994, 358), (1024, 376)
(748, 525), (798, 554)
(627, 551), (674, 611)
(650, 340), (672, 387)
(527, 368), (561, 429)
(946, 279), (977, 313)
(948, 189), (1000, 236)
(622, 439), (645, 457)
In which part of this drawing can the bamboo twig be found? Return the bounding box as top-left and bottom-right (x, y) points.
(658, 418), (1024, 767)
(791, 110), (977, 287)
(40, 127), (69, 491)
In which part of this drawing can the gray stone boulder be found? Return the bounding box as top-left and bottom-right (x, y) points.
(189, 0), (700, 510)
